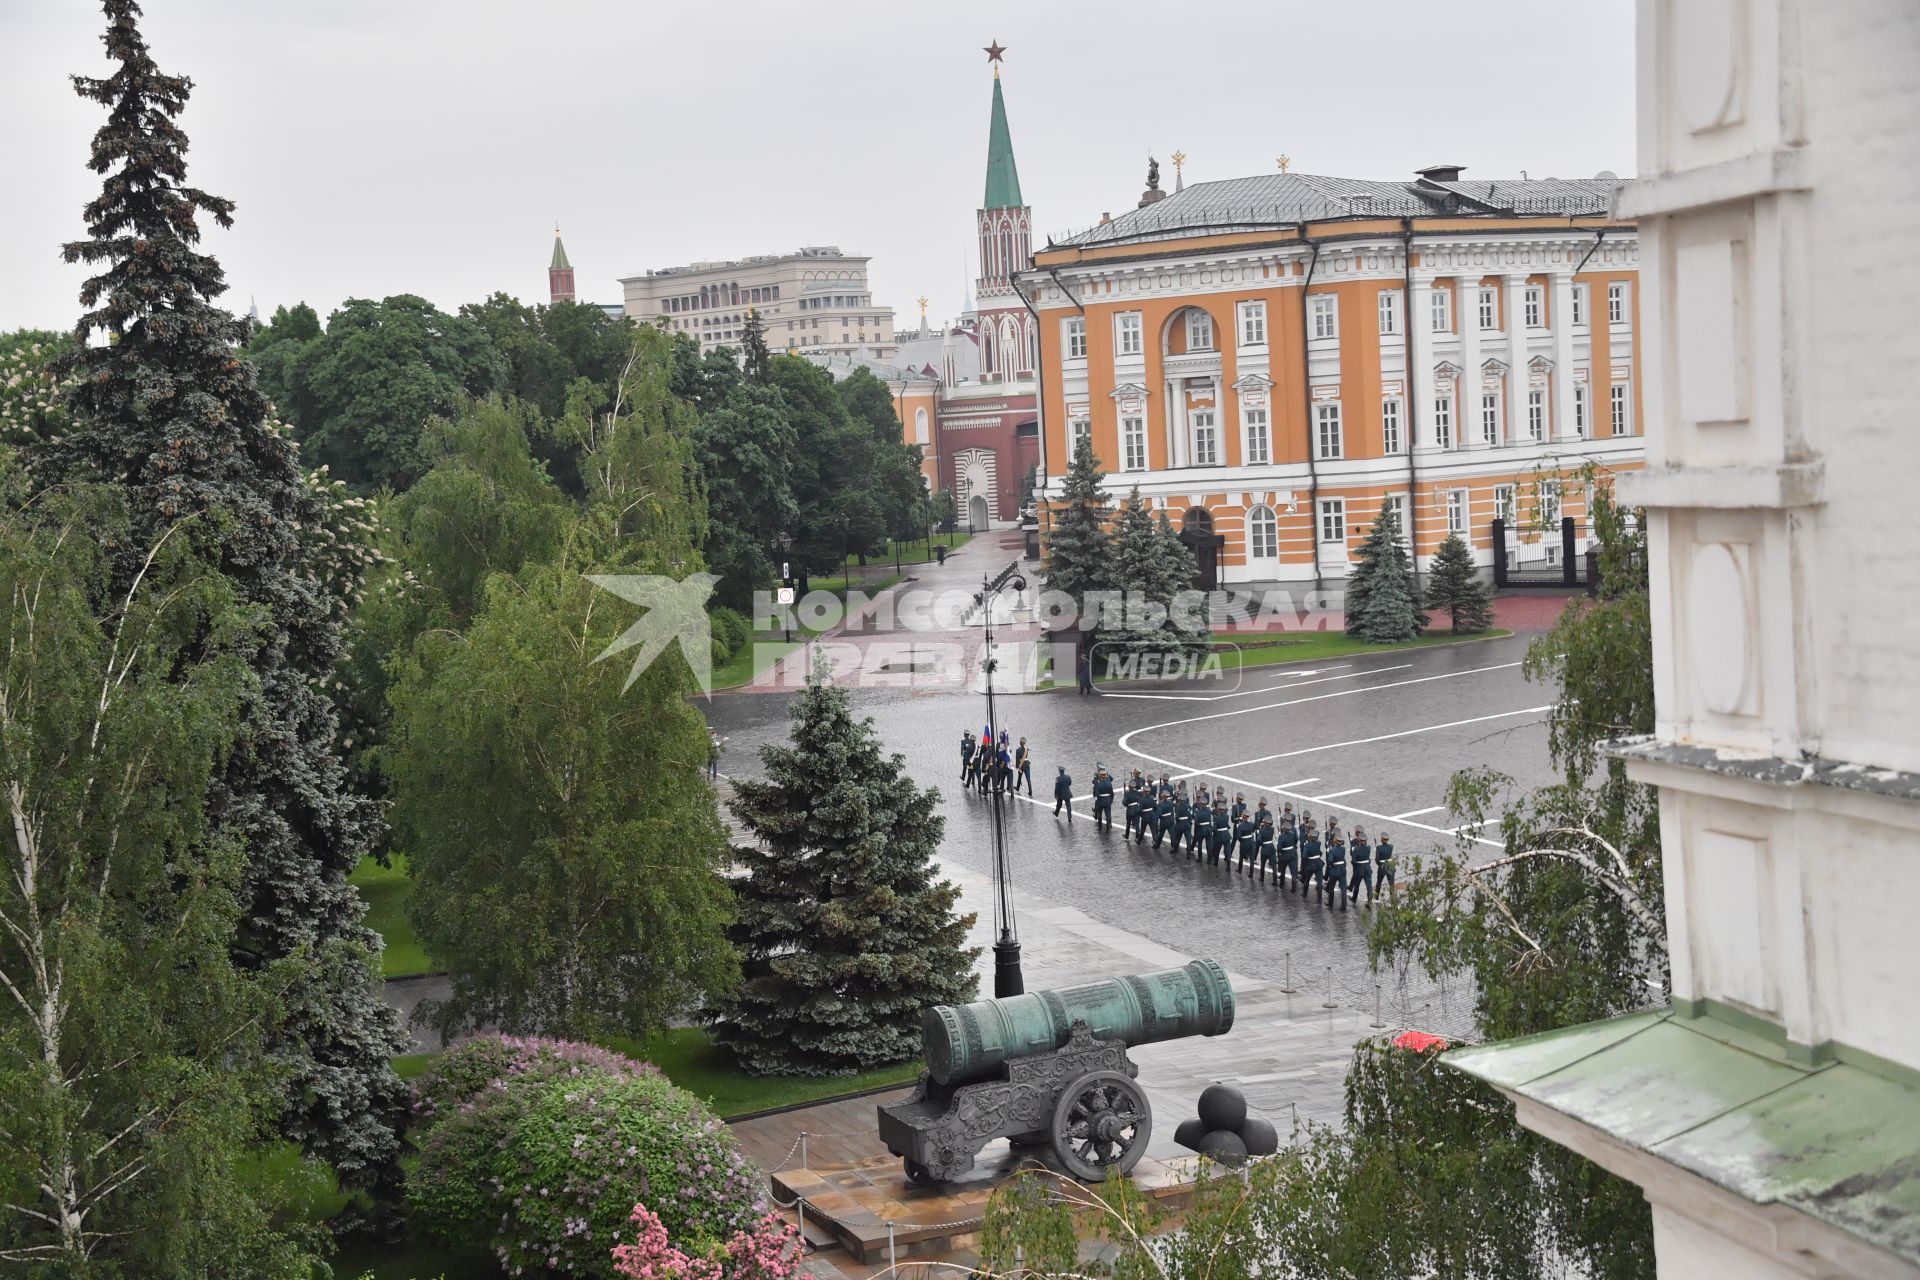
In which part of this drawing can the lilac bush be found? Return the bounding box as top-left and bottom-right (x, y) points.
(408, 1035), (765, 1278)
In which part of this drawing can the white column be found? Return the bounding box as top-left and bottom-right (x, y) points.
(1552, 270), (1579, 440)
(1504, 273), (1530, 447)
(1458, 276), (1484, 450)
(1410, 275), (1437, 454)
(1167, 378), (1187, 468)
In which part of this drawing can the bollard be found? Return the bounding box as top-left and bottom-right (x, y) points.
(1370, 983), (1386, 1029)
(1279, 950), (1297, 994)
(888, 1220), (897, 1272)
(799, 1132), (807, 1169)
(796, 1198), (806, 1251)
(1321, 966), (1338, 1010)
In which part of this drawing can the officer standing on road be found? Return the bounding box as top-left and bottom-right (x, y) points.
(1152, 785), (1175, 850)
(1091, 766), (1115, 830)
(1299, 821), (1324, 897)
(1014, 737), (1033, 796)
(1277, 813), (1300, 889)
(1324, 828), (1349, 909)
(1122, 771), (1144, 839)
(1348, 825), (1374, 907)
(1053, 765), (1075, 821)
(1375, 831), (1396, 896)
(960, 730), (976, 791)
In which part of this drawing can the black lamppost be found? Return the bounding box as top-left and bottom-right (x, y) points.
(775, 532), (793, 644)
(972, 560), (1028, 997)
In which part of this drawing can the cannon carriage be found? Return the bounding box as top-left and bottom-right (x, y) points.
(877, 960), (1235, 1184)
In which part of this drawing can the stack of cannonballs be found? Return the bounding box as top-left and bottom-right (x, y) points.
(1172, 1083), (1278, 1165)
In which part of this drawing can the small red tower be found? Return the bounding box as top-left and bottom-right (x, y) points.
(548, 227), (576, 304)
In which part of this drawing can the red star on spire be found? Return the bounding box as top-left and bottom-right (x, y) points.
(983, 39), (1006, 64)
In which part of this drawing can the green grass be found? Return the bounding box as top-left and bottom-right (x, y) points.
(331, 1236), (498, 1280)
(392, 1052), (436, 1081)
(597, 1026), (922, 1119)
(350, 854), (438, 979)
(1209, 627), (1514, 671)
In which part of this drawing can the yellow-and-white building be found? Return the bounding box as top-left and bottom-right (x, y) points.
(1020, 165), (1645, 587)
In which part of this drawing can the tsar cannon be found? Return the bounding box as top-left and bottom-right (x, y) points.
(877, 960), (1235, 1184)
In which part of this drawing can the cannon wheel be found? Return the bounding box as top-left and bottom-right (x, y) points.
(903, 1157), (938, 1187)
(1050, 1070), (1150, 1182)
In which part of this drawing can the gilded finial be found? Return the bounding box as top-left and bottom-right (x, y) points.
(917, 295), (929, 316)
(1276, 154), (1291, 173)
(1171, 151), (1186, 178)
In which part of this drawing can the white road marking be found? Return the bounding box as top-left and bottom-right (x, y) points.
(1187, 704), (1553, 777)
(1117, 661), (1527, 848)
(1309, 788), (1365, 801)
(1098, 663), (1415, 703)
(1270, 776), (1321, 788)
(1392, 805), (1447, 820)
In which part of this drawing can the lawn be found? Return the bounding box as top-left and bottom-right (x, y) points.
(1210, 627), (1514, 671)
(600, 1026), (923, 1119)
(349, 854), (438, 979)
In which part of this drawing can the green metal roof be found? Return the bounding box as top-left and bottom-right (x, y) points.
(551, 229), (572, 272)
(1446, 1007), (1920, 1268)
(982, 76), (1023, 210)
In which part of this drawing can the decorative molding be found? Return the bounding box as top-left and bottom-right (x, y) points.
(1433, 360), (1463, 381)
(1231, 372), (1274, 392)
(1481, 358), (1510, 378)
(1612, 147), (1811, 221)
(1618, 462), (1826, 511)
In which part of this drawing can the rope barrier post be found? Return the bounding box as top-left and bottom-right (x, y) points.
(1279, 950), (1297, 993)
(1370, 983), (1386, 1029)
(799, 1132), (807, 1169)
(796, 1197), (805, 1251)
(1321, 966), (1337, 1009)
(889, 1220), (897, 1272)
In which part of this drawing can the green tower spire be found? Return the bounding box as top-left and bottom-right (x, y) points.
(983, 71), (1023, 210)
(550, 226), (572, 271)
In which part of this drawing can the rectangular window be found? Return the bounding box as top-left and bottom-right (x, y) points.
(1434, 394), (1454, 449)
(1186, 310), (1214, 351)
(1611, 381), (1632, 435)
(1238, 301), (1267, 346)
(1542, 482), (1563, 526)
(1071, 417), (1091, 456)
(1319, 498), (1346, 544)
(1384, 495), (1409, 548)
(1478, 287), (1497, 330)
(1378, 290), (1401, 336)
(1064, 317), (1086, 359)
(1431, 288), (1453, 333)
(1243, 407), (1271, 465)
(1116, 312), (1143, 356)
(1524, 285), (1544, 328)
(1381, 398), (1403, 455)
(1249, 508), (1278, 558)
(1481, 392), (1501, 446)
(1310, 294), (1338, 340)
(1608, 282), (1627, 324)
(1447, 489), (1468, 536)
(1527, 388), (1546, 441)
(1494, 484), (1516, 524)
(1191, 409), (1219, 466)
(1122, 415), (1147, 471)
(1572, 283), (1589, 327)
(1314, 403), (1343, 459)
(1574, 384), (1589, 437)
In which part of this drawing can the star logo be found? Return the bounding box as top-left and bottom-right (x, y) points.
(983, 39), (1006, 64)
(586, 573), (721, 694)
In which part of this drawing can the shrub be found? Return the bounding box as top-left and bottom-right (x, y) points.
(611, 1203), (801, 1280)
(709, 606), (751, 657)
(409, 1035), (765, 1277)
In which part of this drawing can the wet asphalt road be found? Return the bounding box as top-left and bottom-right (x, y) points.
(702, 634), (1554, 1031)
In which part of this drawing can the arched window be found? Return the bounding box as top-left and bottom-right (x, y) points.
(999, 316), (1019, 379)
(914, 406), (930, 444)
(1247, 505), (1278, 559)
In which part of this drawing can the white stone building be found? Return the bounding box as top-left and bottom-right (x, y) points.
(618, 247), (897, 360)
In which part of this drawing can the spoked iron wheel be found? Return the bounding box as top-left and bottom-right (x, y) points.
(1050, 1070), (1151, 1181)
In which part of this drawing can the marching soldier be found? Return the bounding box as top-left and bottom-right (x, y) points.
(1277, 812), (1300, 890)
(1324, 829), (1348, 909)
(1123, 771), (1144, 840)
(1052, 765), (1075, 822)
(1375, 831), (1396, 896)
(1091, 766), (1116, 830)
(1231, 792), (1248, 824)
(1348, 825), (1374, 906)
(1152, 785), (1175, 850)
(1255, 809), (1277, 881)
(1211, 792), (1233, 866)
(1014, 737), (1034, 796)
(1298, 821), (1324, 897)
(1233, 806), (1259, 874)
(960, 730), (976, 791)
(973, 745), (992, 795)
(997, 741), (1014, 794)
(1192, 789), (1213, 864)
(1173, 784), (1194, 859)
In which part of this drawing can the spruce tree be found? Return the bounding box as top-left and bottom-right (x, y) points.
(1101, 490), (1208, 669)
(1425, 532), (1496, 634)
(1042, 435), (1113, 635)
(1345, 506), (1424, 643)
(39, 0), (405, 1186)
(715, 673), (979, 1075)
(740, 307), (772, 384)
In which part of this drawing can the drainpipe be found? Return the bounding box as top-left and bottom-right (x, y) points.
(1401, 219), (1423, 591)
(1298, 238), (1323, 595)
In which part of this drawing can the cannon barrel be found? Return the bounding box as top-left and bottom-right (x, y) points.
(921, 959), (1234, 1087)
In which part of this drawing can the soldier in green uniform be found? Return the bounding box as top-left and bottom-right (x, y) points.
(1255, 809), (1277, 881)
(1173, 785), (1194, 858)
(1152, 786), (1175, 850)
(1052, 765), (1074, 822)
(1233, 807), (1258, 874)
(1122, 771), (1143, 840)
(1210, 792), (1232, 865)
(1298, 821), (1324, 897)
(960, 730), (976, 791)
(1091, 766), (1116, 830)
(1192, 790), (1213, 864)
(1014, 737), (1034, 796)
(1230, 793), (1248, 825)
(1277, 813), (1299, 889)
(1348, 825), (1374, 906)
(1324, 829), (1348, 909)
(1375, 831), (1396, 895)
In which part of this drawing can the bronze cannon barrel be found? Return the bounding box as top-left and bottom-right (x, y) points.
(921, 959), (1234, 1086)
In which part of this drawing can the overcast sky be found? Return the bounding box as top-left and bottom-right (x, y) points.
(0, 1), (1635, 335)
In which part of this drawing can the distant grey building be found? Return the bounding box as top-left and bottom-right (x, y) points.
(618, 246), (897, 360)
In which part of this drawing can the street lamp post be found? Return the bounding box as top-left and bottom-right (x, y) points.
(971, 560), (1028, 998)
(776, 533), (793, 644)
